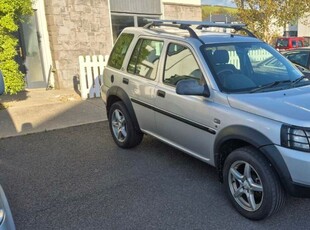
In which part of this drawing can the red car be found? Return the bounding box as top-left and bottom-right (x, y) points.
(275, 37), (305, 51)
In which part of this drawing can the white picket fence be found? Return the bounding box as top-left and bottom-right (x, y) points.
(79, 55), (109, 99)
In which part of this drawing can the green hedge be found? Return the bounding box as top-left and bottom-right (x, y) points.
(0, 0), (33, 94)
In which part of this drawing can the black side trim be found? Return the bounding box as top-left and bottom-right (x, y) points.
(131, 98), (216, 135)
(259, 145), (292, 194)
(214, 126), (273, 155)
(287, 182), (310, 198)
(214, 126), (274, 181)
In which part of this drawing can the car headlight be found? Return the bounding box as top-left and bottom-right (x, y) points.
(281, 125), (310, 152)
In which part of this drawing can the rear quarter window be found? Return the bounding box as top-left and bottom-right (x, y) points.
(108, 33), (134, 69)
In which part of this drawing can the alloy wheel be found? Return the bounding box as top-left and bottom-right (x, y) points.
(228, 160), (264, 212)
(111, 109), (127, 142)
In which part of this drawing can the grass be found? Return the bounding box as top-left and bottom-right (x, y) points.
(202, 5), (238, 20)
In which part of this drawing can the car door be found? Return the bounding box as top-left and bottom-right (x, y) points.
(126, 37), (164, 133)
(154, 42), (216, 160)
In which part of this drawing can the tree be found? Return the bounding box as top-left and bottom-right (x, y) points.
(234, 0), (310, 44)
(0, 0), (33, 94)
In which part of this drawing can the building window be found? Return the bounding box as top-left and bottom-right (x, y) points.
(111, 14), (159, 41)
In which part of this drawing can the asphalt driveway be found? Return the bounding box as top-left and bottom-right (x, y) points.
(0, 121), (309, 229)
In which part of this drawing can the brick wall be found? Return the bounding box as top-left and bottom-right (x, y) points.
(163, 3), (202, 21)
(44, 0), (112, 89)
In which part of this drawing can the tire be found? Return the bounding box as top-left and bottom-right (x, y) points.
(108, 101), (143, 148)
(223, 146), (286, 220)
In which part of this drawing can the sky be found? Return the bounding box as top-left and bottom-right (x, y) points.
(201, 0), (236, 7)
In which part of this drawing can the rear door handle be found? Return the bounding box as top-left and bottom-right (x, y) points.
(123, 78), (129, 84)
(157, 90), (166, 98)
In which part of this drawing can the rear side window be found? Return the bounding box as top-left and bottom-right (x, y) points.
(127, 38), (163, 80)
(108, 33), (134, 69)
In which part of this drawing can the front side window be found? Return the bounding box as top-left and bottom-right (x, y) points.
(202, 42), (306, 93)
(164, 43), (203, 86)
(127, 38), (163, 80)
(108, 33), (134, 70)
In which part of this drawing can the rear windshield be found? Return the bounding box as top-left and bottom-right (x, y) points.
(276, 39), (288, 48)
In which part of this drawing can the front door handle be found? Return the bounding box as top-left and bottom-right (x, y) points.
(157, 90), (166, 98)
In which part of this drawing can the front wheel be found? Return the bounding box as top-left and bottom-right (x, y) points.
(223, 146), (286, 220)
(108, 102), (143, 148)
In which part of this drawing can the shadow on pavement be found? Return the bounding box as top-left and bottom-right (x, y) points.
(0, 89), (106, 139)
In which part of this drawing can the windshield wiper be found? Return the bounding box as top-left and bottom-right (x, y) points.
(288, 76), (308, 88)
(250, 80), (291, 93)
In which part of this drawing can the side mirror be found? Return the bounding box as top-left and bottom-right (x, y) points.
(0, 70), (4, 95)
(176, 79), (210, 97)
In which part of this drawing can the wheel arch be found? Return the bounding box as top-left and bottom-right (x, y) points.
(213, 125), (292, 193)
(106, 86), (141, 132)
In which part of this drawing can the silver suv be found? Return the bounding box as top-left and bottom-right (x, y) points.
(101, 20), (310, 220)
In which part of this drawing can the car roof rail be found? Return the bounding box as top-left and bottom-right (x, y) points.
(196, 22), (256, 38)
(144, 19), (205, 44)
(143, 19), (256, 39)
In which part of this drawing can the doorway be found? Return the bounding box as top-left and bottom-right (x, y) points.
(18, 11), (46, 88)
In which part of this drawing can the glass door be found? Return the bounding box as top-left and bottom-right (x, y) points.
(20, 12), (46, 88)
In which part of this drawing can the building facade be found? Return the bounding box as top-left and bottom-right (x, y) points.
(19, 0), (202, 90)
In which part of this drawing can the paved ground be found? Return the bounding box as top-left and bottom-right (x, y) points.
(0, 89), (107, 139)
(0, 122), (309, 230)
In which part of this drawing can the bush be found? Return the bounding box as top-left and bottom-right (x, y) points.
(0, 0), (33, 94)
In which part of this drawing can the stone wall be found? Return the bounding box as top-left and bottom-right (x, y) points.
(44, 0), (112, 89)
(163, 3), (202, 21)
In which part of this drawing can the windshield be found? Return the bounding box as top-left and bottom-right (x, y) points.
(201, 42), (307, 93)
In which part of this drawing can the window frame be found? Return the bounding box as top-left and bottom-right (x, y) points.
(163, 41), (205, 87)
(126, 37), (164, 81)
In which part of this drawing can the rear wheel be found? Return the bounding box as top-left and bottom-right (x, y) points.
(108, 102), (143, 148)
(223, 146), (286, 220)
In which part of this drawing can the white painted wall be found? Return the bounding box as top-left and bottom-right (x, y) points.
(33, 0), (54, 88)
